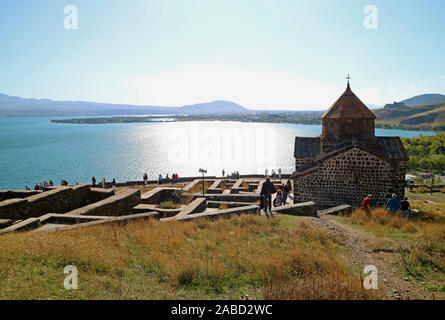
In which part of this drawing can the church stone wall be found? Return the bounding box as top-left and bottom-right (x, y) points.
(293, 147), (406, 208)
(295, 158), (315, 171)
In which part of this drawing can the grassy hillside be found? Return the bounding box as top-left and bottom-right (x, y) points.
(0, 215), (381, 300)
(375, 100), (445, 131)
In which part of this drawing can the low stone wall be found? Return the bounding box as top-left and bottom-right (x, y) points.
(207, 200), (255, 209)
(196, 193), (260, 203)
(272, 201), (317, 217)
(0, 219), (12, 229)
(0, 190), (42, 201)
(89, 188), (115, 202)
(0, 185), (92, 220)
(175, 197), (206, 217)
(318, 205), (352, 216)
(161, 205), (260, 222)
(140, 187), (182, 204)
(42, 212), (159, 232)
(65, 189), (141, 216)
(132, 204), (181, 218)
(0, 218), (41, 234)
(207, 179), (223, 194)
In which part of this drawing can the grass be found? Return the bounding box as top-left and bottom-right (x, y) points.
(157, 201), (180, 209)
(0, 214), (383, 299)
(338, 207), (445, 292)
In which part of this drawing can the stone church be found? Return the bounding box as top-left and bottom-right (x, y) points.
(291, 80), (408, 208)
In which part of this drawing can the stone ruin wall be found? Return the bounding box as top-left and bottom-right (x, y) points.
(295, 158), (315, 171)
(293, 147), (406, 208)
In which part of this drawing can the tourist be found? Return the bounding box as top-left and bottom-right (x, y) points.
(92, 176), (96, 187)
(112, 178), (116, 187)
(260, 177), (276, 216)
(385, 194), (401, 213)
(222, 169), (225, 177)
(283, 183), (289, 205)
(265, 168), (268, 177)
(274, 189), (283, 207)
(49, 180), (54, 186)
(158, 174), (163, 185)
(143, 173), (148, 185)
(362, 194), (372, 217)
(278, 168), (282, 179)
(286, 180), (292, 192)
(34, 182), (40, 190)
(43, 180), (49, 188)
(400, 197), (411, 220)
(271, 169), (275, 178)
(166, 174), (170, 183)
(102, 178), (106, 188)
(39, 183), (44, 189)
(25, 186), (30, 190)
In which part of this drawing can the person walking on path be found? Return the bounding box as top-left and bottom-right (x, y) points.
(265, 168), (268, 178)
(92, 176), (96, 187)
(260, 177), (276, 217)
(362, 194), (372, 217)
(278, 168), (282, 180)
(400, 197), (411, 220)
(143, 173), (148, 185)
(385, 194), (401, 213)
(222, 169), (225, 178)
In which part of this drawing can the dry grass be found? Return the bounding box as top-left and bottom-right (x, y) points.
(340, 208), (445, 291)
(0, 215), (382, 299)
(157, 201), (180, 209)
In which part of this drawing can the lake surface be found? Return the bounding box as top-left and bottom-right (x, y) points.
(0, 117), (436, 190)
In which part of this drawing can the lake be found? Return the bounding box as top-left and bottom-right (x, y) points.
(0, 117), (436, 190)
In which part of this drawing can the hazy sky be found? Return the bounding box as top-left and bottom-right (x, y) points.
(0, 0), (444, 110)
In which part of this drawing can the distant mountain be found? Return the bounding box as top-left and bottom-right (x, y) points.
(179, 100), (249, 115)
(374, 99), (445, 131)
(0, 93), (251, 117)
(400, 94), (445, 107)
(366, 104), (382, 110)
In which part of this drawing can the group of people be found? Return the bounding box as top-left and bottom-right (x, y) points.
(91, 176), (117, 188)
(264, 168), (282, 179)
(362, 194), (412, 219)
(260, 178), (292, 216)
(29, 180), (54, 190)
(157, 173), (180, 185)
(221, 169), (240, 179)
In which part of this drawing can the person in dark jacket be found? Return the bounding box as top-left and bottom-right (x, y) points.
(260, 177), (276, 216)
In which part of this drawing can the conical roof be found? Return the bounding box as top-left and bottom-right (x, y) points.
(322, 84), (376, 119)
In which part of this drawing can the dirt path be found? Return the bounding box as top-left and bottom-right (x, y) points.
(311, 214), (439, 300)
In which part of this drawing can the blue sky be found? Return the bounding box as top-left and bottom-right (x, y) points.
(0, 0), (444, 109)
